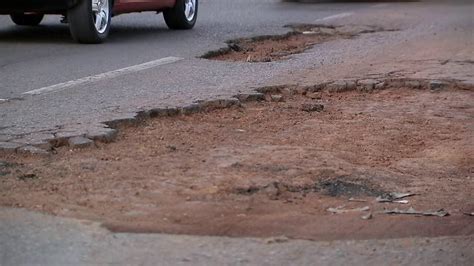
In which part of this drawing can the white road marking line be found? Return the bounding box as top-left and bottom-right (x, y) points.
(23, 56), (183, 96)
(314, 12), (354, 23)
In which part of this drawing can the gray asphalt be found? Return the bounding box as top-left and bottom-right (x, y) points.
(0, 0), (369, 98)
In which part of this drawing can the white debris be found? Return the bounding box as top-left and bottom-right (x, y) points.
(383, 207), (449, 217)
(376, 192), (416, 203)
(327, 206), (370, 214)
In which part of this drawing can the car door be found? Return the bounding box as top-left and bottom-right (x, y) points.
(114, 0), (175, 15)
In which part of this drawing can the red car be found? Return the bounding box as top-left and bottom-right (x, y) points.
(0, 0), (198, 43)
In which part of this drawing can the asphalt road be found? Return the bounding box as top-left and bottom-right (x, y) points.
(0, 0), (370, 99)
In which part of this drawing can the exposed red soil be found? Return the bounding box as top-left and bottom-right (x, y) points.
(1, 87), (473, 241)
(203, 26), (351, 62)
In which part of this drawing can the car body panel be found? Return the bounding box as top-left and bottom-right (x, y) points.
(0, 0), (176, 15)
(0, 0), (79, 14)
(114, 0), (175, 15)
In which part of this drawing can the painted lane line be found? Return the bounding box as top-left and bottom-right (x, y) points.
(23, 56), (183, 96)
(314, 12), (354, 23)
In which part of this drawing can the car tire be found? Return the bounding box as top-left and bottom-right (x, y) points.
(163, 0), (198, 30)
(10, 14), (44, 26)
(68, 0), (112, 44)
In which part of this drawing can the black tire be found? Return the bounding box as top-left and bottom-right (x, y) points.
(163, 0), (198, 30)
(68, 0), (112, 44)
(10, 14), (44, 26)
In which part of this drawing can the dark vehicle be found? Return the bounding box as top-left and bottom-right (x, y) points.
(0, 0), (198, 43)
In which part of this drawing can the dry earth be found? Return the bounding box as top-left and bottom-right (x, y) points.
(1, 85), (473, 241)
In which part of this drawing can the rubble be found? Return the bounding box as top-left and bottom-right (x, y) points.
(234, 93), (265, 102)
(327, 206), (370, 214)
(68, 136), (94, 148)
(267, 94), (285, 102)
(429, 80), (450, 91)
(376, 192), (415, 203)
(0, 142), (23, 152)
(326, 81), (349, 92)
(301, 103), (324, 112)
(383, 207), (449, 217)
(357, 79), (379, 91)
(348, 198), (368, 202)
(17, 146), (49, 155)
(264, 236), (289, 244)
(361, 212), (373, 220)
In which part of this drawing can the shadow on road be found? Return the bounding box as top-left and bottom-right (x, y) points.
(0, 24), (178, 44)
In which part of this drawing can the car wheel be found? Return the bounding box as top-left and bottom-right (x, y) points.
(163, 0), (198, 30)
(10, 14), (44, 26)
(68, 0), (112, 44)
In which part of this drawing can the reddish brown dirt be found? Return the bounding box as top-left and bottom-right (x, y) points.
(204, 27), (350, 62)
(1, 87), (473, 241)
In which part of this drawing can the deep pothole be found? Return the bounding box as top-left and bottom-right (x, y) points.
(202, 24), (397, 62)
(1, 83), (472, 239)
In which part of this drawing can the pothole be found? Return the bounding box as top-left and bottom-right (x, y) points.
(202, 24), (397, 62)
(1, 83), (472, 240)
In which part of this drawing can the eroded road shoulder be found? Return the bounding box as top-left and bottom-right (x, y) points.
(1, 82), (473, 241)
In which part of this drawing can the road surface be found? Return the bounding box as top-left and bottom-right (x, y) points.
(1, 0), (473, 265)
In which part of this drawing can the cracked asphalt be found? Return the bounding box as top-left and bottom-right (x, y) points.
(1, 0), (473, 265)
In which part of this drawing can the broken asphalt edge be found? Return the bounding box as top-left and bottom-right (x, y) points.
(200, 24), (398, 61)
(0, 77), (472, 155)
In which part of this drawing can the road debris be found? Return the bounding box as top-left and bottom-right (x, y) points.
(301, 103), (324, 112)
(383, 207), (449, 217)
(376, 192), (416, 203)
(391, 200), (409, 204)
(349, 197), (368, 202)
(267, 94), (284, 102)
(68, 136), (94, 148)
(264, 236), (289, 244)
(361, 212), (373, 220)
(305, 92), (322, 99)
(462, 212), (474, 216)
(327, 206), (370, 214)
(166, 145), (177, 151)
(18, 173), (38, 181)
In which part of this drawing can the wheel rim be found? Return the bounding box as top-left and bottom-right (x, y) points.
(91, 0), (109, 34)
(184, 0), (196, 22)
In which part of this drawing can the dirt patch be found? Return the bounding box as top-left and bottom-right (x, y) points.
(318, 179), (385, 197)
(0, 161), (18, 177)
(1, 87), (473, 240)
(202, 24), (395, 62)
